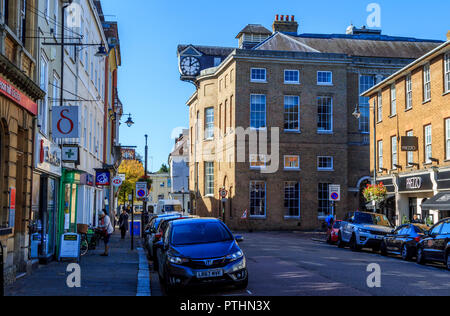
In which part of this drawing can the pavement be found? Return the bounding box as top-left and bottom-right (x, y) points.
(5, 230), (149, 296)
(150, 231), (450, 296)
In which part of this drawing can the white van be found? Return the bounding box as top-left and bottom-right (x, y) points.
(156, 200), (183, 215)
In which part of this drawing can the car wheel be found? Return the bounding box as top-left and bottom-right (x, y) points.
(416, 247), (426, 265)
(337, 233), (345, 248)
(164, 270), (176, 296)
(380, 241), (387, 256)
(401, 244), (411, 261)
(350, 235), (360, 252)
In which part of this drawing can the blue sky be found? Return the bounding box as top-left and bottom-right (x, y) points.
(101, 0), (450, 172)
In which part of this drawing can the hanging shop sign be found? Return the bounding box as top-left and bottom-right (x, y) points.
(112, 176), (123, 187)
(62, 144), (80, 164)
(52, 106), (80, 138)
(401, 136), (419, 152)
(35, 135), (62, 177)
(95, 170), (111, 186)
(8, 187), (16, 228)
(80, 173), (94, 186)
(0, 75), (37, 115)
(398, 173), (433, 193)
(121, 148), (136, 160)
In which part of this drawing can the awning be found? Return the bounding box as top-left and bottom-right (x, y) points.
(421, 191), (450, 211)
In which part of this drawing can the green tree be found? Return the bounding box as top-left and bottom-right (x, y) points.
(118, 159), (145, 205)
(158, 163), (169, 174)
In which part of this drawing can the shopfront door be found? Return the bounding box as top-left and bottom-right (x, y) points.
(409, 198), (417, 222)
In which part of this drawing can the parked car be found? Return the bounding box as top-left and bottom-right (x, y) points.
(380, 223), (430, 260)
(327, 220), (342, 244)
(151, 215), (195, 269)
(338, 211), (394, 252)
(155, 218), (248, 294)
(416, 217), (450, 270)
(144, 213), (182, 256)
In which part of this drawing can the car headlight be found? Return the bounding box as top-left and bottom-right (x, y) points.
(358, 228), (371, 234)
(226, 250), (244, 261)
(167, 255), (189, 264)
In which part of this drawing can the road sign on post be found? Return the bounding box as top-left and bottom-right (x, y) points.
(136, 182), (148, 199)
(329, 185), (341, 202)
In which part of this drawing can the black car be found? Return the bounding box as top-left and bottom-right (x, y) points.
(144, 213), (182, 256)
(416, 217), (450, 270)
(380, 223), (430, 260)
(155, 218), (248, 294)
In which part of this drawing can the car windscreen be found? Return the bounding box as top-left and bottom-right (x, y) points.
(413, 224), (430, 233)
(171, 222), (233, 246)
(354, 213), (392, 227)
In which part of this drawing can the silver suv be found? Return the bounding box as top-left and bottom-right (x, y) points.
(338, 211), (394, 252)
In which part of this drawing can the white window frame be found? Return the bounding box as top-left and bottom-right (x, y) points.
(318, 156), (334, 171)
(406, 74), (412, 110)
(284, 155), (300, 170)
(445, 53), (450, 93)
(378, 140), (383, 171)
(204, 107), (214, 140)
(250, 94), (266, 130)
(424, 125), (432, 163)
(318, 183), (332, 218)
(317, 96), (333, 133)
(284, 182), (301, 219)
(250, 68), (267, 83)
(284, 69), (300, 84)
(284, 95), (300, 132)
(390, 84), (396, 116)
(249, 181), (266, 218)
(407, 131), (414, 166)
(423, 63), (431, 102)
(377, 92), (382, 122)
(446, 119), (450, 161)
(204, 162), (214, 196)
(317, 71), (333, 85)
(359, 75), (375, 133)
(391, 136), (397, 169)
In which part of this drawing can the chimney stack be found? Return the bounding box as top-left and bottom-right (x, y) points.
(272, 14), (299, 35)
(447, 30), (450, 41)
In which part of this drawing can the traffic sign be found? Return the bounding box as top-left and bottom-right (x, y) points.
(219, 188), (228, 199)
(112, 176), (123, 187)
(135, 182), (148, 199)
(329, 184), (341, 201)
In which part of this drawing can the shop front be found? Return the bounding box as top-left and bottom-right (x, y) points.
(374, 177), (397, 224)
(30, 134), (62, 262)
(57, 169), (82, 254)
(421, 169), (450, 222)
(397, 172), (435, 225)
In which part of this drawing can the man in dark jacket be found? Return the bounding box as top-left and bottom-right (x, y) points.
(118, 208), (129, 239)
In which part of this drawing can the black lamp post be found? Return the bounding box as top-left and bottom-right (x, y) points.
(142, 134), (149, 238)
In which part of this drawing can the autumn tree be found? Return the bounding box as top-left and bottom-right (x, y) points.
(118, 159), (145, 205)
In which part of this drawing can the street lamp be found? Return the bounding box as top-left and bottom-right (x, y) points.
(124, 114), (134, 127)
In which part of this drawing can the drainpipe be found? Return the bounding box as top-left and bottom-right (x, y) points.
(1, 240), (4, 296)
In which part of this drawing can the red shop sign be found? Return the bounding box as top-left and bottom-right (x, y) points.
(0, 76), (37, 115)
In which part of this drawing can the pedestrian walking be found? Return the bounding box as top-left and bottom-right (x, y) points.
(118, 208), (129, 239)
(98, 210), (114, 256)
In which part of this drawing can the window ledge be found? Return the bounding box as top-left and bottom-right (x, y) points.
(389, 114), (397, 119)
(318, 169), (334, 172)
(250, 80), (267, 84)
(284, 216), (301, 220)
(284, 82), (300, 85)
(284, 168), (301, 171)
(317, 131), (333, 135)
(204, 194), (215, 198)
(249, 216), (267, 220)
(404, 107), (413, 113)
(443, 91), (450, 97)
(422, 99), (431, 105)
(284, 130), (301, 134)
(317, 83), (333, 86)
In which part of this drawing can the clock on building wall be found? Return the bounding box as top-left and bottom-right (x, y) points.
(180, 56), (201, 76)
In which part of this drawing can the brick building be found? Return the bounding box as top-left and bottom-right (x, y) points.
(363, 34), (450, 226)
(0, 0), (45, 283)
(177, 16), (443, 230)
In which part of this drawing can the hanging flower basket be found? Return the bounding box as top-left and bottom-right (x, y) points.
(363, 182), (387, 203)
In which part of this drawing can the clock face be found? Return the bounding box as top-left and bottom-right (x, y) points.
(180, 56), (201, 76)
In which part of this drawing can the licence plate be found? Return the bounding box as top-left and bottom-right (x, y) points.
(196, 269), (223, 279)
